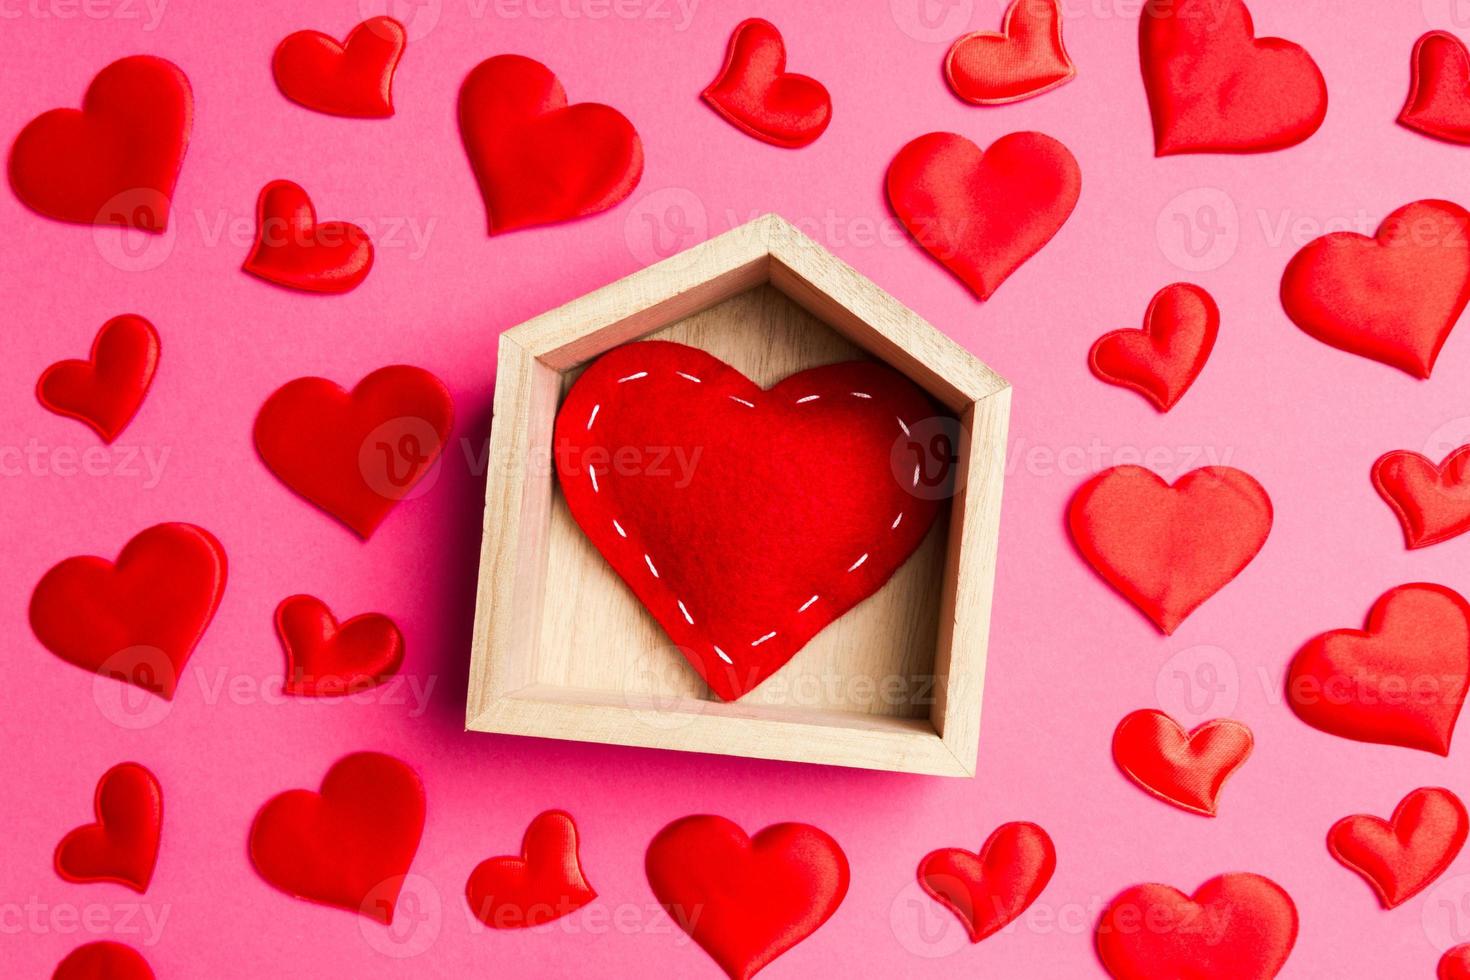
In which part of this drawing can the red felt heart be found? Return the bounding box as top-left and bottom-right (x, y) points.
(1139, 0), (1325, 155)
(886, 131), (1079, 300)
(1373, 445), (1470, 550)
(53, 942), (155, 980)
(1286, 583), (1470, 755)
(9, 55), (191, 231)
(646, 815), (849, 980)
(1096, 873), (1297, 979)
(272, 17), (406, 118)
(30, 523), (227, 699)
(275, 594), (403, 697)
(1067, 466), (1272, 634)
(1401, 32), (1470, 145)
(465, 810), (596, 929)
(1112, 709), (1252, 817)
(242, 179), (373, 294)
(553, 341), (943, 701)
(458, 54), (642, 234)
(916, 822), (1056, 943)
(1442, 944), (1470, 979)
(702, 18), (831, 148)
(1328, 787), (1468, 909)
(944, 0), (1075, 105)
(253, 365), (453, 539)
(1280, 199), (1470, 378)
(37, 314), (159, 443)
(54, 762), (162, 893)
(1088, 284), (1217, 412)
(248, 752), (425, 924)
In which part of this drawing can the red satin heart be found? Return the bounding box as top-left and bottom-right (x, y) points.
(1286, 583), (1470, 755)
(916, 822), (1056, 943)
(37, 314), (159, 443)
(465, 810), (596, 929)
(242, 179), (373, 294)
(9, 55), (191, 231)
(1401, 32), (1470, 145)
(1373, 445), (1470, 550)
(30, 523), (227, 699)
(53, 942), (155, 980)
(944, 0), (1075, 105)
(646, 815), (849, 980)
(275, 594), (403, 697)
(458, 54), (642, 234)
(1067, 466), (1272, 634)
(54, 762), (162, 893)
(1089, 283), (1217, 412)
(253, 365), (453, 539)
(1112, 710), (1252, 816)
(1442, 944), (1470, 979)
(702, 18), (831, 148)
(1328, 787), (1468, 909)
(1096, 873), (1297, 979)
(886, 131), (1079, 300)
(272, 17), (406, 118)
(249, 752), (425, 924)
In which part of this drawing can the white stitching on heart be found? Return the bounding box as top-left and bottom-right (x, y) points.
(713, 645), (733, 664)
(798, 594), (819, 612)
(676, 371), (702, 383)
(617, 371), (648, 383)
(729, 396), (755, 408)
(644, 554), (659, 578)
(589, 469), (600, 493)
(891, 512), (903, 530)
(677, 600), (694, 625)
(796, 394), (820, 404)
(847, 553), (868, 572)
(751, 631), (777, 647)
(587, 404), (600, 430)
(613, 519), (627, 538)
(851, 391), (872, 399)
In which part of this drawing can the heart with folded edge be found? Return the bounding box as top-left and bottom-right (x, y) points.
(37, 314), (160, 443)
(1111, 709), (1253, 816)
(702, 18), (831, 147)
(1088, 283), (1218, 412)
(1400, 31), (1470, 145)
(272, 16), (406, 118)
(1327, 786), (1468, 908)
(944, 0), (1075, 105)
(917, 822), (1056, 943)
(53, 942), (156, 980)
(1372, 445), (1470, 549)
(464, 810), (596, 929)
(54, 762), (162, 893)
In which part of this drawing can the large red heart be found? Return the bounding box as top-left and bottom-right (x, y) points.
(1112, 709), (1252, 816)
(646, 815), (849, 980)
(465, 810), (596, 929)
(54, 762), (162, 893)
(553, 341), (943, 701)
(9, 55), (192, 231)
(916, 822), (1056, 943)
(1067, 466), (1272, 634)
(1280, 199), (1470, 379)
(36, 314), (160, 443)
(274, 594), (403, 697)
(1139, 0), (1325, 155)
(886, 131), (1079, 300)
(253, 365), (453, 539)
(272, 17), (406, 118)
(248, 752), (425, 924)
(53, 942), (155, 980)
(458, 54), (642, 234)
(1400, 32), (1470, 145)
(1373, 445), (1470, 550)
(242, 180), (374, 294)
(944, 0), (1075, 105)
(30, 523), (227, 699)
(1286, 583), (1470, 755)
(702, 18), (831, 148)
(1088, 283), (1217, 412)
(1328, 786), (1468, 909)
(1443, 944), (1470, 979)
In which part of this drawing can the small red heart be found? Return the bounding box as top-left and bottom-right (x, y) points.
(886, 131), (1079, 300)
(458, 54), (642, 234)
(248, 752), (425, 924)
(1373, 445), (1470, 550)
(1088, 284), (1217, 412)
(9, 55), (191, 231)
(30, 523), (227, 699)
(37, 314), (159, 443)
(272, 17), (406, 118)
(275, 595), (403, 697)
(646, 815), (849, 980)
(944, 0), (1075, 105)
(916, 822), (1056, 943)
(1442, 944), (1470, 979)
(1112, 710), (1252, 816)
(1067, 466), (1272, 634)
(52, 942), (155, 980)
(1286, 583), (1470, 755)
(465, 810), (596, 929)
(242, 179), (373, 294)
(54, 762), (162, 893)
(1328, 787), (1468, 909)
(702, 18), (831, 148)
(1400, 32), (1470, 145)
(253, 365), (453, 539)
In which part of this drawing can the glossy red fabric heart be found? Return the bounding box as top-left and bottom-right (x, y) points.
(242, 179), (373, 294)
(1112, 709), (1252, 816)
(1280, 199), (1470, 378)
(253, 365), (453, 539)
(702, 18), (831, 147)
(944, 0), (1075, 105)
(9, 55), (191, 231)
(1067, 466), (1272, 634)
(54, 762), (162, 893)
(1286, 583), (1470, 754)
(1139, 0), (1325, 155)
(458, 54), (642, 234)
(272, 17), (405, 118)
(465, 810), (596, 929)
(1328, 787), (1468, 909)
(275, 594), (403, 696)
(1400, 32), (1470, 145)
(1442, 944), (1470, 979)
(1373, 445), (1470, 550)
(916, 822), (1056, 943)
(37, 314), (159, 443)
(30, 523), (227, 699)
(1089, 283), (1217, 412)
(646, 815), (849, 980)
(553, 341), (943, 701)
(53, 942), (155, 980)
(249, 752), (425, 924)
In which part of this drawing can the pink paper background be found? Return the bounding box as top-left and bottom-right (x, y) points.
(5, 0), (1470, 975)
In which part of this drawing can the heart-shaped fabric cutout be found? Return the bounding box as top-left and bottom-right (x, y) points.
(242, 179), (374, 294)
(553, 341), (943, 701)
(465, 810), (596, 929)
(1089, 283), (1217, 412)
(30, 522), (227, 699)
(37, 314), (159, 443)
(917, 821), (1056, 943)
(1112, 709), (1253, 816)
(9, 55), (192, 231)
(703, 18), (831, 148)
(275, 594), (403, 696)
(1442, 944), (1470, 979)
(1373, 445), (1470, 550)
(887, 131), (1079, 300)
(1401, 32), (1470, 145)
(272, 17), (406, 118)
(458, 54), (643, 234)
(944, 0), (1075, 105)
(53, 942), (155, 980)
(54, 762), (162, 893)
(646, 814), (849, 980)
(1328, 786), (1468, 909)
